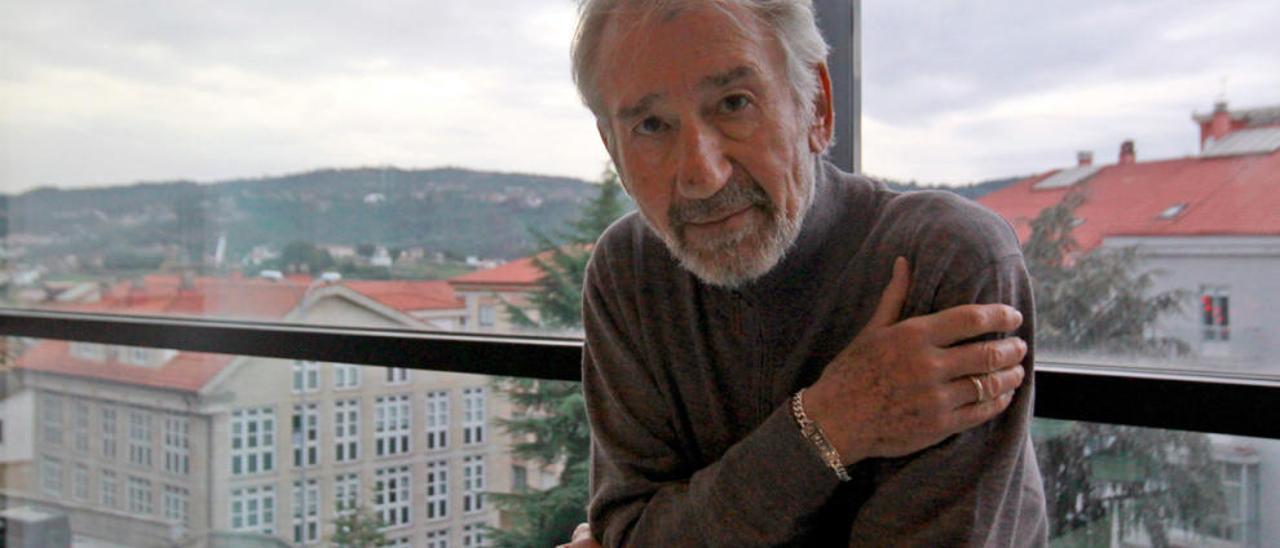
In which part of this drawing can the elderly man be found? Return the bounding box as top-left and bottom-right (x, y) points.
(567, 0), (1048, 545)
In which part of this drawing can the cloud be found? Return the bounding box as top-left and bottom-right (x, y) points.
(1, 0), (1277, 191)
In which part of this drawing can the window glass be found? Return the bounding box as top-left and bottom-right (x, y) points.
(863, 1), (1280, 378)
(0, 0), (615, 342)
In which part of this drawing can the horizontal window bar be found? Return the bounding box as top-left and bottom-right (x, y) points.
(3, 308), (1277, 439)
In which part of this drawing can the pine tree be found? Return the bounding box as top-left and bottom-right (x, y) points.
(1025, 187), (1224, 546)
(488, 165), (629, 547)
(328, 504), (388, 548)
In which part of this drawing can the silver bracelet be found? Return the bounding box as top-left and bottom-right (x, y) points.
(791, 388), (852, 482)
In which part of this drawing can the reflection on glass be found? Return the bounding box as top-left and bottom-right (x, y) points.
(4, 337), (535, 547)
(1033, 419), (1270, 547)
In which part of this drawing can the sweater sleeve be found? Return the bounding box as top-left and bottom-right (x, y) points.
(847, 251), (1049, 546)
(582, 252), (845, 547)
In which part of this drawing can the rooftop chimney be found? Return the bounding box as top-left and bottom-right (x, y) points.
(1119, 140), (1136, 165)
(1077, 150), (1093, 167)
(1209, 100), (1232, 142)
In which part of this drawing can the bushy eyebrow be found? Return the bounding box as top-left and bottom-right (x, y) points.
(614, 65), (758, 121)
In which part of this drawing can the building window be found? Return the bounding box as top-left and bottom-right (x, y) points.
(101, 470), (117, 508)
(478, 304), (496, 328)
(164, 485), (189, 526)
(334, 363), (361, 389)
(463, 521), (486, 547)
(463, 387), (485, 445)
(128, 410), (153, 468)
(375, 395), (411, 457)
(73, 401), (90, 453)
(334, 473), (360, 516)
(231, 407), (276, 475)
(41, 457), (62, 497)
(73, 463), (89, 500)
(375, 465), (412, 529)
(69, 342), (106, 361)
(230, 484), (276, 535)
(122, 346), (151, 366)
(1201, 286), (1230, 341)
(463, 455), (485, 514)
(292, 403), (320, 468)
(426, 459), (448, 521)
(512, 465), (528, 494)
(40, 393), (62, 447)
(426, 390), (449, 450)
(1211, 461), (1259, 544)
(292, 479), (320, 545)
(127, 476), (152, 514)
(101, 406), (117, 459)
(384, 538), (411, 548)
(385, 367), (409, 385)
(335, 399), (360, 462)
(425, 528), (450, 548)
(293, 360), (321, 393)
(163, 416), (190, 475)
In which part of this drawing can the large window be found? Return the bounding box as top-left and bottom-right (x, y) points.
(293, 361), (321, 393)
(128, 410), (152, 468)
(101, 407), (117, 459)
(426, 390), (449, 450)
(101, 470), (118, 508)
(334, 399), (360, 462)
(231, 485), (277, 535)
(462, 387), (485, 446)
(72, 401), (90, 453)
(292, 403), (320, 468)
(292, 479), (320, 545)
(426, 459), (449, 521)
(375, 395), (412, 457)
(334, 472), (360, 516)
(163, 415), (190, 475)
(127, 476), (152, 514)
(462, 454), (485, 514)
(164, 485), (189, 526)
(375, 465), (412, 529)
(40, 393), (62, 447)
(1, 1), (1278, 547)
(231, 407), (276, 475)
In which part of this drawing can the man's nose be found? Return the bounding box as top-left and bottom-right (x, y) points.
(675, 122), (732, 200)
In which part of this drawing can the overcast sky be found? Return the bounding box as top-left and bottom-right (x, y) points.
(1, 0), (1277, 193)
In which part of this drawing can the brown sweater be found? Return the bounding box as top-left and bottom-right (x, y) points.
(582, 161), (1048, 546)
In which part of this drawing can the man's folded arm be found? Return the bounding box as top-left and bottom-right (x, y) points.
(582, 267), (842, 547)
(847, 252), (1048, 546)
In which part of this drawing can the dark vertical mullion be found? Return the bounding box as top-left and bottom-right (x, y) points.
(814, 0), (859, 173)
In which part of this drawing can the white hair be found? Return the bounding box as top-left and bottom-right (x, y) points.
(571, 0), (831, 127)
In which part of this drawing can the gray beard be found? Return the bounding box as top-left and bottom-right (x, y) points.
(650, 158), (815, 289)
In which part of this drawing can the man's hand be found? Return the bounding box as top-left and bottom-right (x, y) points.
(557, 523), (600, 548)
(805, 257), (1028, 464)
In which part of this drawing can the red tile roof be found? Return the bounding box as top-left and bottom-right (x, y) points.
(448, 246), (592, 288)
(24, 275), (473, 391)
(17, 341), (234, 392)
(341, 280), (464, 312)
(977, 150), (1280, 251)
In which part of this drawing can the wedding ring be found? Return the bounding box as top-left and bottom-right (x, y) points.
(970, 375), (987, 403)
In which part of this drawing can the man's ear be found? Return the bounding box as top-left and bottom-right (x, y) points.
(808, 62), (835, 154)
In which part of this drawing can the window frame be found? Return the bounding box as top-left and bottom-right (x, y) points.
(0, 0), (1276, 445)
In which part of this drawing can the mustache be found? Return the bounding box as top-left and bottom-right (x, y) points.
(668, 172), (772, 227)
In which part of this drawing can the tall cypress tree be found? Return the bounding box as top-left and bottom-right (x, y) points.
(1026, 187), (1224, 546)
(488, 166), (629, 547)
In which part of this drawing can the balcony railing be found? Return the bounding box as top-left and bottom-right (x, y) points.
(4, 307), (1277, 440)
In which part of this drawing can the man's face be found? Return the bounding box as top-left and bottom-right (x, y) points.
(594, 3), (832, 287)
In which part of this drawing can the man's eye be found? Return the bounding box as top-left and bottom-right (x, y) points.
(635, 117), (667, 136)
(719, 94), (752, 114)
